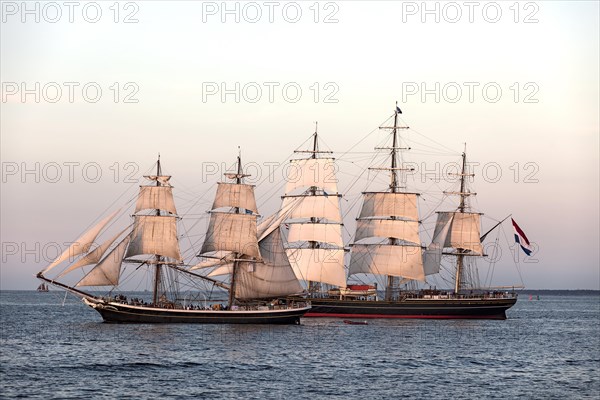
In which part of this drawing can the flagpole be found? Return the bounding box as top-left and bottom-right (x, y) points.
(480, 214), (512, 242)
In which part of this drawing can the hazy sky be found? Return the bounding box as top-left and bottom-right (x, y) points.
(1, 1), (598, 290)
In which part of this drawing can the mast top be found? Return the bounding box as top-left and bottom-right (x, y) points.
(442, 144), (476, 213)
(294, 123), (333, 158)
(224, 147), (250, 183)
(374, 103), (413, 193)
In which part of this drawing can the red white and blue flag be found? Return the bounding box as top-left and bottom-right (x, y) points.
(512, 218), (532, 256)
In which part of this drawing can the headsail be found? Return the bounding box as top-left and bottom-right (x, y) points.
(43, 209), (120, 274)
(58, 227), (129, 278)
(77, 236), (131, 287)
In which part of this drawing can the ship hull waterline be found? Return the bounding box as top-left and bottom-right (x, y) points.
(85, 300), (310, 324)
(37, 273), (310, 324)
(292, 297), (517, 320)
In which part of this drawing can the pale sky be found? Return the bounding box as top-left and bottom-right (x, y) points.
(1, 1), (598, 290)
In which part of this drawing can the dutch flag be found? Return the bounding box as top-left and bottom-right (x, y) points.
(512, 218), (532, 256)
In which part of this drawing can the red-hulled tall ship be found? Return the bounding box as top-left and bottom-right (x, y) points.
(283, 105), (518, 319)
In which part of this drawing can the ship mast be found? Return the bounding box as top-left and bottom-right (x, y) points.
(280, 124), (346, 291)
(454, 149), (468, 293)
(308, 123), (319, 293)
(348, 104), (424, 293)
(152, 155), (162, 306)
(380, 103), (412, 300)
(292, 122), (337, 294)
(228, 150), (244, 308)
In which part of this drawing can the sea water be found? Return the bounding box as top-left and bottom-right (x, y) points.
(1, 291), (598, 399)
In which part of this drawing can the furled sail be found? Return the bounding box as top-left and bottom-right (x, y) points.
(285, 158), (338, 194)
(200, 212), (260, 258)
(135, 186), (177, 215)
(433, 212), (483, 255)
(77, 236), (131, 287)
(143, 175), (171, 185)
(43, 209), (120, 274)
(348, 243), (425, 281)
(212, 182), (258, 214)
(125, 215), (182, 261)
(58, 227), (128, 278)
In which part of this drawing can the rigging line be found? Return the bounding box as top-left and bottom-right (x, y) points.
(500, 224), (525, 287)
(174, 181), (218, 219)
(58, 176), (139, 255)
(402, 125), (461, 155)
(336, 121), (384, 160)
(253, 149), (300, 207)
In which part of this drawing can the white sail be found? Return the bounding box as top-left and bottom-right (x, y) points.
(286, 247), (346, 288)
(58, 228), (128, 278)
(43, 209), (120, 274)
(348, 243), (425, 281)
(423, 214), (454, 276)
(234, 228), (303, 299)
(135, 186), (177, 215)
(125, 215), (182, 261)
(287, 222), (343, 246)
(257, 199), (298, 240)
(207, 228), (303, 297)
(200, 212), (260, 259)
(359, 192), (418, 221)
(207, 264), (234, 277)
(212, 182), (258, 213)
(354, 219), (420, 244)
(285, 158), (338, 194)
(77, 236), (130, 287)
(281, 195), (341, 222)
(434, 212), (483, 255)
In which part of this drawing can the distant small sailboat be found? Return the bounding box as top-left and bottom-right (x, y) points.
(343, 320), (368, 325)
(37, 283), (49, 292)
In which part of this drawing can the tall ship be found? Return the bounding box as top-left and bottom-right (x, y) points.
(37, 155), (310, 324)
(36, 283), (49, 292)
(281, 106), (519, 319)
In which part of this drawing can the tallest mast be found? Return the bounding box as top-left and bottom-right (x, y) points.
(380, 103), (413, 300)
(308, 123), (319, 292)
(455, 149), (468, 293)
(228, 149), (244, 307)
(152, 155), (162, 306)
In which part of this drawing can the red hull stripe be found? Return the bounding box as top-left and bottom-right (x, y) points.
(304, 312), (505, 319)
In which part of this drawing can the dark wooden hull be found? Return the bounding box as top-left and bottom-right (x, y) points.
(86, 300), (310, 324)
(295, 296), (517, 320)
